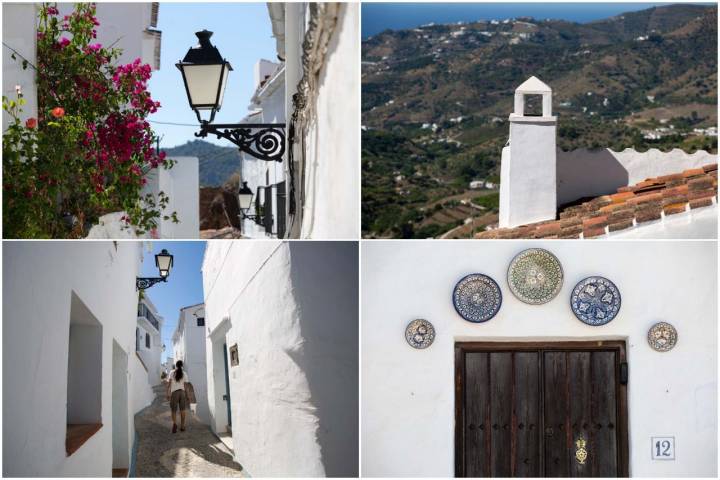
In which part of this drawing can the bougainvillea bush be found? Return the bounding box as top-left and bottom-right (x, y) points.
(3, 2), (176, 238)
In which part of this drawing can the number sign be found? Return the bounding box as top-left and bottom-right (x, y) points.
(651, 436), (675, 460)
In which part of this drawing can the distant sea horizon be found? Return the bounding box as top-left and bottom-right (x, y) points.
(361, 2), (708, 38)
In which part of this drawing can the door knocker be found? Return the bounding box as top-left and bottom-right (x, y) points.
(575, 437), (588, 465)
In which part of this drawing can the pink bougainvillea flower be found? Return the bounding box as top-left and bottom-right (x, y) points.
(46, 6), (59, 15)
(51, 107), (65, 118)
(58, 37), (71, 48)
(150, 228), (159, 239)
(25, 117), (37, 129)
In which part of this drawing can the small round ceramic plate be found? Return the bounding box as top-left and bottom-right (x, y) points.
(647, 322), (678, 352)
(405, 319), (435, 349)
(507, 248), (563, 304)
(453, 274), (502, 323)
(570, 276), (621, 326)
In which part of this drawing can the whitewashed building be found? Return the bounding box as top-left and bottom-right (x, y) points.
(202, 241), (359, 476)
(362, 241), (717, 477)
(2, 242), (156, 476)
(136, 295), (164, 386)
(3, 1), (160, 132)
(240, 3), (359, 239)
(171, 303), (209, 424)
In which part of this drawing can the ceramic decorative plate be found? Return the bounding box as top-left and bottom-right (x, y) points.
(647, 322), (678, 352)
(570, 276), (621, 326)
(453, 274), (502, 323)
(405, 319), (436, 349)
(507, 248), (564, 304)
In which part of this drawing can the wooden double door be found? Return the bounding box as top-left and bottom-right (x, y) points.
(455, 342), (628, 477)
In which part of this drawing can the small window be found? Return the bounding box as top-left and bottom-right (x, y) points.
(67, 292), (103, 456)
(145, 333), (150, 349)
(197, 317), (205, 327)
(524, 94), (543, 116)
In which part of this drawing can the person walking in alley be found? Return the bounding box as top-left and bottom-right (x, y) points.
(167, 360), (189, 433)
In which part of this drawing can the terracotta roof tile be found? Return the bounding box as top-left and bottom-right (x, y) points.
(608, 219), (634, 232)
(609, 192), (635, 204)
(663, 203), (687, 215)
(683, 167), (706, 178)
(690, 198), (714, 209)
(474, 163), (717, 239)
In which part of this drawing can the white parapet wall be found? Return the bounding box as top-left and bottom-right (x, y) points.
(557, 148), (718, 206)
(90, 156), (199, 239)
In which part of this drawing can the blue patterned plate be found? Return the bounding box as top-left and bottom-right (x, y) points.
(570, 276), (621, 326)
(453, 274), (502, 323)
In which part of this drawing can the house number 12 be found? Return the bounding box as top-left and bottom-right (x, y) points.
(651, 436), (675, 460)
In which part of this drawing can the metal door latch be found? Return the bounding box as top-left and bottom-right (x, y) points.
(575, 437), (588, 465)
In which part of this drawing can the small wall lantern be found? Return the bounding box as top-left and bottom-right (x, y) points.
(137, 249), (174, 290)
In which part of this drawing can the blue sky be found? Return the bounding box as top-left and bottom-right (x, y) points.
(147, 3), (277, 148)
(139, 241), (206, 362)
(361, 3), (702, 38)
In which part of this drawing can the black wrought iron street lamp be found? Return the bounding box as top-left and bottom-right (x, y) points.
(136, 249), (174, 290)
(177, 30), (285, 162)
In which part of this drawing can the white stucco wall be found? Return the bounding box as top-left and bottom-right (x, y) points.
(3, 2), (158, 132)
(298, 3), (360, 239)
(172, 305), (209, 424)
(3, 242), (143, 476)
(500, 117), (557, 228)
(242, 64), (286, 239)
(137, 297), (164, 386)
(58, 2), (159, 69)
(557, 148), (718, 206)
(202, 241), (359, 477)
(129, 352), (154, 416)
(361, 241), (717, 478)
(2, 3), (38, 131)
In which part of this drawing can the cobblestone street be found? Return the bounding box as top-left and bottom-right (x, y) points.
(134, 385), (246, 477)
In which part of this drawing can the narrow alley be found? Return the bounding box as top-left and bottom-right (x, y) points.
(134, 385), (246, 477)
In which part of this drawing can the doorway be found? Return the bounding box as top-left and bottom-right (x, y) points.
(112, 340), (129, 474)
(223, 343), (232, 432)
(455, 341), (628, 477)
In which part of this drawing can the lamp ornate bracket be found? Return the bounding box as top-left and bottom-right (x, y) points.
(195, 122), (286, 162)
(136, 277), (168, 290)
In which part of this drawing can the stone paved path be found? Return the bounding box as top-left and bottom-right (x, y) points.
(134, 384), (246, 477)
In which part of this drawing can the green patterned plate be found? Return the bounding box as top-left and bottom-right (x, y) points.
(507, 248), (563, 304)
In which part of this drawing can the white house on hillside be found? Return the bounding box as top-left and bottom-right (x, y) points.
(171, 303), (209, 424)
(2, 242), (155, 476)
(136, 295), (164, 386)
(202, 241), (359, 476)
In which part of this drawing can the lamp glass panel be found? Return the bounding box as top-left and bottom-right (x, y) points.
(156, 254), (172, 272)
(238, 192), (253, 210)
(216, 65), (230, 110)
(183, 64), (224, 108)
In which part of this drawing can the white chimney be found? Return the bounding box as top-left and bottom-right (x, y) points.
(499, 76), (557, 228)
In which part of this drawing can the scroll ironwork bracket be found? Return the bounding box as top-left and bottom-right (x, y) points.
(136, 277), (168, 290)
(195, 122), (286, 162)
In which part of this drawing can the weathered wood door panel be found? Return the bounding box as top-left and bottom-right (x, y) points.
(456, 342), (628, 478)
